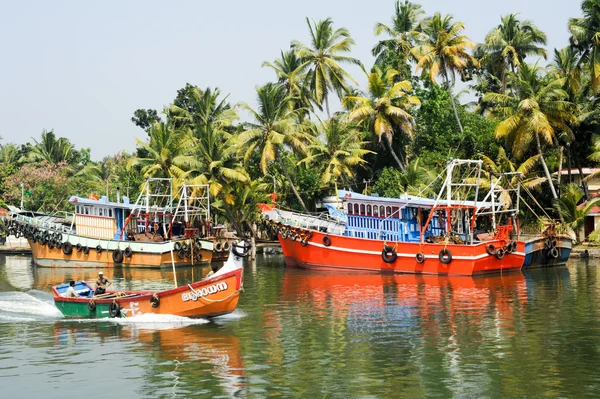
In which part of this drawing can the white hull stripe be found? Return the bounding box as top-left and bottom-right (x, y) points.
(290, 241), (524, 261)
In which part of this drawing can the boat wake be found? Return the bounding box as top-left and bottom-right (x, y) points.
(0, 291), (64, 322)
(110, 313), (210, 330)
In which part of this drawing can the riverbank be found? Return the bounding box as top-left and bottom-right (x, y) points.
(0, 236), (30, 254)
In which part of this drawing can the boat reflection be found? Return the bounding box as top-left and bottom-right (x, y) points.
(53, 322), (245, 396)
(281, 270), (528, 328)
(1, 255), (35, 291)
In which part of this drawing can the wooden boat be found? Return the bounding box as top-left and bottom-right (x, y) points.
(260, 160), (525, 276)
(52, 241), (250, 318)
(8, 180), (219, 268)
(523, 224), (572, 267)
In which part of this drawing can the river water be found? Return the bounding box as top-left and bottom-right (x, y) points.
(0, 253), (599, 398)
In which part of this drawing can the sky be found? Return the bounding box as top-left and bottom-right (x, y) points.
(0, 0), (584, 161)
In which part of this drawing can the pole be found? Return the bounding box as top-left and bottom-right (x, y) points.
(20, 183), (24, 210)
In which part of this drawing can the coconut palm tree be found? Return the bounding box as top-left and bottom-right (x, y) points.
(481, 62), (576, 199)
(553, 183), (600, 242)
(28, 129), (75, 165)
(477, 14), (547, 93)
(75, 157), (117, 199)
(238, 83), (313, 211)
(128, 121), (199, 184)
(291, 17), (363, 116)
(372, 0), (424, 73)
(299, 116), (373, 191)
(343, 67), (420, 172)
(169, 87), (237, 135)
(411, 13), (478, 133)
(263, 50), (314, 117)
(569, 0), (600, 93)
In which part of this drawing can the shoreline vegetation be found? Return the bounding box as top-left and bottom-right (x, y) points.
(2, 0), (600, 244)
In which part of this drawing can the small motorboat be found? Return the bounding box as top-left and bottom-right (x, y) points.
(52, 241), (251, 318)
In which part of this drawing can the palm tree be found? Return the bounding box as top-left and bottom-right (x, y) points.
(372, 0), (424, 73)
(169, 87), (237, 134)
(411, 13), (478, 133)
(75, 157), (116, 198)
(477, 14), (547, 92)
(28, 129), (75, 165)
(481, 63), (576, 199)
(263, 50), (314, 117)
(291, 17), (363, 116)
(299, 116), (373, 191)
(344, 67), (420, 172)
(128, 121), (199, 184)
(553, 183), (600, 242)
(398, 158), (435, 196)
(569, 0), (600, 92)
(238, 83), (313, 211)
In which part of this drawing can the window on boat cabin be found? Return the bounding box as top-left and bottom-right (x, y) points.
(392, 207), (399, 218)
(84, 206), (90, 215)
(108, 209), (113, 217)
(99, 208), (103, 216)
(380, 206), (385, 217)
(347, 203), (353, 214)
(354, 203), (359, 215)
(386, 206), (392, 218)
(366, 205), (372, 216)
(360, 204), (365, 215)
(373, 206), (378, 217)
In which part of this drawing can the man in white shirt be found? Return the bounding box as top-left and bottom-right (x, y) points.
(64, 281), (80, 298)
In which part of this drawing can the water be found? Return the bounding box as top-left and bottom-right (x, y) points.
(1, 253), (600, 398)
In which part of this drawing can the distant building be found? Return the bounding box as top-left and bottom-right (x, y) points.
(556, 168), (600, 196)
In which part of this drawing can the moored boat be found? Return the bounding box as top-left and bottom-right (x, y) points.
(52, 241), (250, 318)
(260, 159), (526, 276)
(8, 180), (219, 268)
(523, 224), (572, 268)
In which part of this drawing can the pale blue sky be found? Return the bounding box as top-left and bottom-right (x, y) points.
(0, 0), (582, 160)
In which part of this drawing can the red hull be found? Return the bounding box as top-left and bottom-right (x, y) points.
(278, 230), (524, 276)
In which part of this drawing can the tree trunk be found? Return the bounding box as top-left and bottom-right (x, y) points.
(325, 96), (331, 119)
(557, 147), (563, 187)
(384, 134), (406, 172)
(566, 143), (572, 184)
(444, 77), (464, 134)
(280, 159), (309, 212)
(535, 133), (558, 199)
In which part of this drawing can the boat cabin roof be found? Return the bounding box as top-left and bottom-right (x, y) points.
(338, 190), (496, 209)
(69, 195), (136, 210)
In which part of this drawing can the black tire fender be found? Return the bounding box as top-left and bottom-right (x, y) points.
(124, 247), (133, 258)
(486, 244), (496, 256)
(88, 300), (96, 312)
(382, 245), (398, 263)
(439, 248), (452, 264)
(96, 245), (102, 254)
(150, 294), (160, 308)
(108, 302), (120, 318)
(62, 241), (73, 255)
(495, 248), (505, 259)
(322, 235), (332, 247)
(112, 249), (124, 264)
(416, 252), (425, 264)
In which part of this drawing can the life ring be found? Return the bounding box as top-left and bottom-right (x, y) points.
(108, 302), (120, 318)
(174, 241), (182, 251)
(88, 300), (96, 312)
(232, 240), (251, 257)
(96, 245), (102, 254)
(124, 247), (133, 258)
(215, 242), (223, 252)
(549, 247), (559, 259)
(76, 243), (82, 252)
(322, 235), (332, 247)
(150, 294), (160, 308)
(382, 245), (397, 263)
(486, 244), (496, 256)
(495, 248), (505, 259)
(416, 252), (425, 264)
(112, 249), (124, 264)
(223, 241), (231, 252)
(62, 241), (73, 255)
(439, 248), (452, 264)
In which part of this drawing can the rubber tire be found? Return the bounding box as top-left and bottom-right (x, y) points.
(88, 301), (96, 312)
(174, 241), (182, 251)
(96, 245), (102, 254)
(177, 249), (186, 259)
(232, 241), (251, 257)
(124, 247), (133, 258)
(223, 241), (231, 251)
(382, 245), (398, 263)
(322, 235), (332, 247)
(83, 246), (90, 255)
(151, 294), (160, 308)
(486, 244), (496, 256)
(549, 247), (559, 259)
(108, 302), (120, 318)
(416, 252), (425, 264)
(112, 249), (124, 264)
(495, 248), (505, 259)
(439, 249), (452, 264)
(62, 241), (73, 255)
(76, 243), (82, 252)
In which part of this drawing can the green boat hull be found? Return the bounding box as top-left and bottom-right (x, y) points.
(54, 300), (121, 318)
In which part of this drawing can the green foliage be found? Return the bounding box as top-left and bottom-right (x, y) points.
(412, 81), (498, 168)
(131, 109), (160, 132)
(553, 183), (600, 242)
(371, 167), (404, 198)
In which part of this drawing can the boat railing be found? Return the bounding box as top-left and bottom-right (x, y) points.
(11, 212), (76, 234)
(271, 209), (345, 234)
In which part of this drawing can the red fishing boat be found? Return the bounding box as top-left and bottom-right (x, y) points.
(260, 159), (525, 276)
